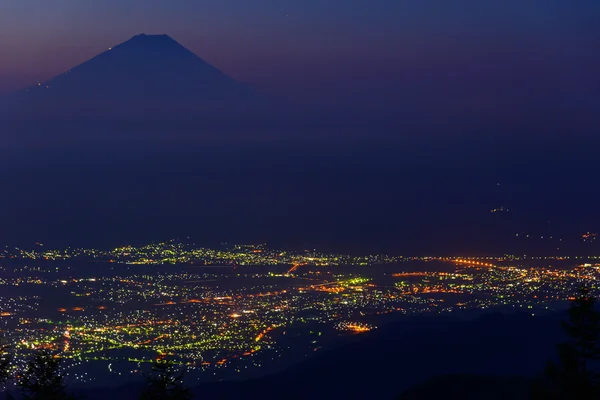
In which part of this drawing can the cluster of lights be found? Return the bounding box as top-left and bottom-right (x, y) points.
(2, 241), (600, 386)
(335, 322), (375, 333)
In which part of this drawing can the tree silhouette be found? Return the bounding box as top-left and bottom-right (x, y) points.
(0, 345), (11, 385)
(536, 286), (600, 399)
(18, 349), (75, 400)
(140, 358), (193, 400)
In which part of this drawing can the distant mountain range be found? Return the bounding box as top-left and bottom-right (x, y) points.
(2, 34), (268, 119)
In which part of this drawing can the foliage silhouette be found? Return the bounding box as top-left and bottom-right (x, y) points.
(534, 287), (600, 399)
(18, 349), (75, 400)
(0, 345), (11, 385)
(140, 358), (193, 400)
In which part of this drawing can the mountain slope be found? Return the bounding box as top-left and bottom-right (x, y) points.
(79, 312), (565, 400)
(398, 374), (532, 400)
(6, 34), (262, 118)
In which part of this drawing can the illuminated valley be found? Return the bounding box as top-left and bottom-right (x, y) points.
(1, 240), (599, 388)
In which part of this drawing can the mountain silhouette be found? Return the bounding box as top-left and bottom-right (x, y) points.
(4, 34), (266, 119)
(75, 312), (564, 400)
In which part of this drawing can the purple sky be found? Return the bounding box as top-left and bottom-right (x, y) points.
(1, 0), (599, 104)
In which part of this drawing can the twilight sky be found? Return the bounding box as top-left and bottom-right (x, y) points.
(1, 0), (599, 103)
(1, 1), (600, 251)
